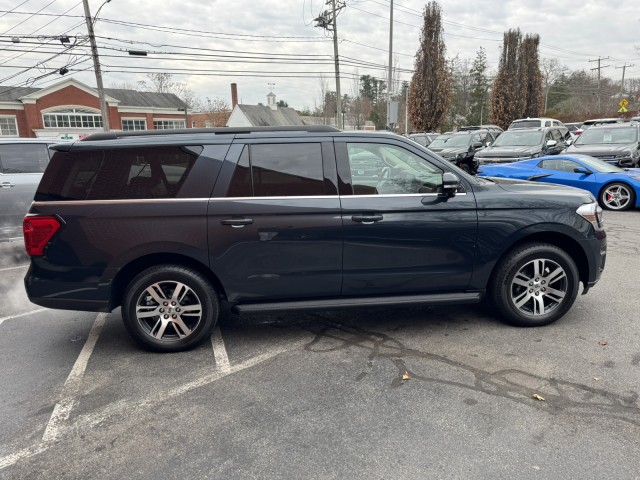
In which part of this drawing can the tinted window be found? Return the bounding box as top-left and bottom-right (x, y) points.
(0, 144), (50, 174)
(35, 146), (199, 200)
(228, 143), (328, 197)
(347, 143), (444, 195)
(539, 159), (580, 172)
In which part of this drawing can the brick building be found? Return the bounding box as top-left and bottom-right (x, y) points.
(0, 78), (190, 139)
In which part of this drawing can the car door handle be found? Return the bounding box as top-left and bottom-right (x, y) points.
(221, 218), (253, 228)
(1, 182), (16, 189)
(351, 214), (383, 224)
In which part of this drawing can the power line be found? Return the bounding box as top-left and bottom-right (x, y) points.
(0, 0), (60, 36)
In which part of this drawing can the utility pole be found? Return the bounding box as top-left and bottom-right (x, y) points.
(589, 56), (610, 114)
(82, 0), (110, 131)
(615, 63), (634, 100)
(314, 1), (345, 129)
(386, 0), (393, 130)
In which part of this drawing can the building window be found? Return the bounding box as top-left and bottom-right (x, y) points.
(0, 116), (18, 136)
(204, 120), (213, 128)
(153, 120), (185, 130)
(43, 108), (103, 129)
(122, 119), (147, 131)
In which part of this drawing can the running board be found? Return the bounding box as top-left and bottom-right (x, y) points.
(232, 292), (482, 314)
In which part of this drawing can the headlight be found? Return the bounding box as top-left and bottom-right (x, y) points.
(456, 152), (466, 160)
(531, 152), (543, 158)
(577, 202), (604, 231)
(614, 151), (632, 159)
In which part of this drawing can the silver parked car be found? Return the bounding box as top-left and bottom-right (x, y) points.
(0, 139), (54, 241)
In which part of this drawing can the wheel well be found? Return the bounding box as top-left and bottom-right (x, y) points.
(109, 253), (227, 309)
(491, 232), (590, 287)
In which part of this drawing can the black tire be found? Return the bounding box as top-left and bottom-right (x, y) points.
(122, 265), (219, 352)
(489, 243), (579, 327)
(598, 182), (635, 211)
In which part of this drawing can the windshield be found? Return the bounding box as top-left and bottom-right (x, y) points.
(431, 135), (472, 148)
(509, 120), (540, 129)
(428, 135), (454, 149)
(492, 130), (543, 147)
(575, 127), (638, 145)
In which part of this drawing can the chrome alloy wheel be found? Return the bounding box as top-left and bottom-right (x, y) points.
(510, 258), (568, 317)
(135, 281), (203, 341)
(602, 184), (632, 210)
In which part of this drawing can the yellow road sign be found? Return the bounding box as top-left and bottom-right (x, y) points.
(618, 107), (628, 113)
(619, 98), (629, 108)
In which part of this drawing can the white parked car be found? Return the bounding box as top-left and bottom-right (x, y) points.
(0, 139), (55, 241)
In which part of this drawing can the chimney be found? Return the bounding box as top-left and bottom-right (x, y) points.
(231, 83), (238, 108)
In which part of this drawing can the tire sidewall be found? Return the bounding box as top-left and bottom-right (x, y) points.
(495, 245), (579, 327)
(599, 182), (635, 211)
(123, 266), (218, 352)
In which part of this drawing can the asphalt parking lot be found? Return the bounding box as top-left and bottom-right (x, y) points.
(1, 211), (639, 479)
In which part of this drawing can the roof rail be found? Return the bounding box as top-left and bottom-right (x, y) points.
(81, 125), (340, 142)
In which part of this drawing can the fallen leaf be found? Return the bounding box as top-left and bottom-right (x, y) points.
(593, 377), (602, 381)
(402, 371), (411, 381)
(532, 393), (545, 401)
(598, 340), (608, 346)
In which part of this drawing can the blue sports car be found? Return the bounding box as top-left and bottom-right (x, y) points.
(477, 154), (640, 211)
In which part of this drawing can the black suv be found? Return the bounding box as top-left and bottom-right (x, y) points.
(24, 126), (606, 352)
(475, 127), (569, 165)
(426, 130), (497, 173)
(563, 124), (640, 167)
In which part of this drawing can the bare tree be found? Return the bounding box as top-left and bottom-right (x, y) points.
(137, 73), (200, 108)
(541, 58), (567, 113)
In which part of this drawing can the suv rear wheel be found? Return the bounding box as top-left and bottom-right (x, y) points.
(122, 265), (219, 352)
(490, 243), (579, 327)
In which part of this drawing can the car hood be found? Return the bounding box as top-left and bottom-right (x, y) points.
(475, 146), (539, 158)
(565, 144), (633, 155)
(482, 176), (595, 202)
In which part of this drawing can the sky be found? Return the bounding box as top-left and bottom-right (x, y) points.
(0, 0), (639, 111)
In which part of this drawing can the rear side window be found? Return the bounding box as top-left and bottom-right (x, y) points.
(227, 143), (331, 197)
(35, 146), (200, 201)
(0, 143), (50, 174)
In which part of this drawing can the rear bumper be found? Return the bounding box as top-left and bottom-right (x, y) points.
(24, 263), (113, 312)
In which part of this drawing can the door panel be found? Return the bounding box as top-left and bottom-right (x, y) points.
(208, 140), (343, 303)
(337, 140), (478, 296)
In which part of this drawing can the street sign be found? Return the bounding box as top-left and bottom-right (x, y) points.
(619, 98), (629, 109)
(618, 107), (628, 113)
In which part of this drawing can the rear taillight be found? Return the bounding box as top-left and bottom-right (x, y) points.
(23, 216), (61, 256)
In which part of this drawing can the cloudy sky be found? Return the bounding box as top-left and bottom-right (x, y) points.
(1, 0), (639, 111)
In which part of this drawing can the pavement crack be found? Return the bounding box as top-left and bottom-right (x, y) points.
(303, 317), (640, 427)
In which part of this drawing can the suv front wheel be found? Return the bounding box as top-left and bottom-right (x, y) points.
(122, 265), (219, 352)
(490, 243), (579, 327)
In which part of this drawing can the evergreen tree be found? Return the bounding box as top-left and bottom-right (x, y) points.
(408, 1), (452, 132)
(468, 47), (489, 125)
(521, 34), (543, 118)
(489, 29), (525, 129)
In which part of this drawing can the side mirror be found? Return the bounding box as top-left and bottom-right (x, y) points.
(440, 172), (460, 197)
(573, 167), (592, 175)
(546, 140), (558, 148)
(566, 139), (573, 146)
(485, 141), (492, 147)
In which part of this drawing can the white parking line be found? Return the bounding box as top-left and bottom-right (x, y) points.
(0, 264), (29, 272)
(41, 313), (107, 443)
(0, 308), (47, 327)
(211, 326), (231, 373)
